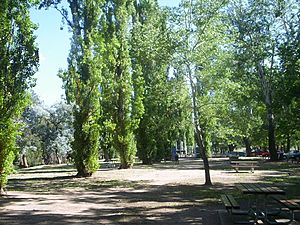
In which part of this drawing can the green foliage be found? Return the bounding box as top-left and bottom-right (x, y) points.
(100, 0), (145, 168)
(227, 0), (300, 156)
(50, 0), (105, 176)
(131, 0), (193, 164)
(0, 120), (19, 187)
(0, 0), (38, 190)
(17, 94), (74, 166)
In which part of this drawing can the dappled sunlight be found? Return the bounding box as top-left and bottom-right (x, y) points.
(2, 158), (300, 224)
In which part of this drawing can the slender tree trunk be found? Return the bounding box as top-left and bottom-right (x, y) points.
(189, 68), (212, 186)
(195, 129), (212, 185)
(228, 144), (235, 152)
(55, 150), (61, 164)
(243, 137), (251, 156)
(21, 154), (28, 168)
(267, 106), (277, 160)
(0, 166), (5, 195)
(286, 134), (291, 152)
(0, 187), (6, 196)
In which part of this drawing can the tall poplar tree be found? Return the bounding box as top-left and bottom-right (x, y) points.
(103, 0), (144, 169)
(41, 0), (104, 176)
(132, 0), (188, 164)
(0, 0), (38, 193)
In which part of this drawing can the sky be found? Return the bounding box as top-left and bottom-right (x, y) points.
(30, 0), (181, 106)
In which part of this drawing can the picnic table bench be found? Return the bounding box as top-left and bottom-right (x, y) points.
(271, 196), (300, 222)
(220, 194), (255, 224)
(230, 160), (259, 173)
(221, 194), (240, 212)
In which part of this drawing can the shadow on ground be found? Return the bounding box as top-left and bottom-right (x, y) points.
(2, 158), (300, 225)
(1, 182), (229, 225)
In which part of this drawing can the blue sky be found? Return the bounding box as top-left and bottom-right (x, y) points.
(31, 0), (180, 106)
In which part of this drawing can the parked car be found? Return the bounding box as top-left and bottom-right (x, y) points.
(291, 151), (300, 161)
(250, 149), (263, 156)
(283, 150), (300, 161)
(225, 151), (246, 158)
(250, 148), (272, 157)
(261, 151), (270, 158)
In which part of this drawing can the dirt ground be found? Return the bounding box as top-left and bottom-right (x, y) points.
(0, 158), (290, 225)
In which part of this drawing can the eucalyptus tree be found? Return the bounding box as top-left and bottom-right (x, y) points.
(171, 0), (228, 185)
(18, 95), (73, 166)
(41, 0), (104, 176)
(0, 0), (39, 193)
(227, 0), (299, 160)
(17, 93), (44, 167)
(42, 102), (73, 164)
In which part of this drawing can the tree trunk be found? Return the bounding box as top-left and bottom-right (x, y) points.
(267, 106), (277, 161)
(189, 68), (212, 186)
(195, 129), (212, 186)
(286, 134), (291, 152)
(243, 137), (251, 156)
(228, 144), (235, 152)
(76, 167), (92, 177)
(19, 154), (28, 168)
(257, 63), (277, 161)
(55, 150), (61, 164)
(0, 187), (6, 196)
(183, 132), (187, 156)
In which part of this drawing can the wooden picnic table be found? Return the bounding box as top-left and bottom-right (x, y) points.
(237, 183), (285, 196)
(236, 183), (286, 224)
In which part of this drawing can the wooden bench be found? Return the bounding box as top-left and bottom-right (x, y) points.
(271, 196), (300, 222)
(221, 194), (240, 212)
(220, 194), (255, 224)
(230, 161), (259, 173)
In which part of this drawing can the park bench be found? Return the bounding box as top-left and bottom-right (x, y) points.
(271, 196), (300, 222)
(220, 194), (255, 224)
(230, 160), (259, 173)
(221, 194), (240, 212)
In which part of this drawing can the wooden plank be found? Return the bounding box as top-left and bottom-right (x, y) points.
(227, 195), (240, 209)
(240, 183), (250, 192)
(279, 199), (300, 210)
(221, 195), (232, 209)
(252, 183), (267, 194)
(258, 183), (285, 195)
(258, 183), (274, 193)
(236, 184), (244, 192)
(271, 196), (300, 210)
(231, 165), (258, 168)
(243, 183), (259, 194)
(230, 161), (258, 164)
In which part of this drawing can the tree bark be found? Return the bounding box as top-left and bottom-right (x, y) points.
(243, 137), (252, 156)
(189, 68), (212, 186)
(19, 154), (28, 168)
(228, 144), (235, 152)
(0, 187), (6, 196)
(286, 134), (291, 152)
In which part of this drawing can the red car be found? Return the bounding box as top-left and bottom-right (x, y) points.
(261, 151), (270, 158)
